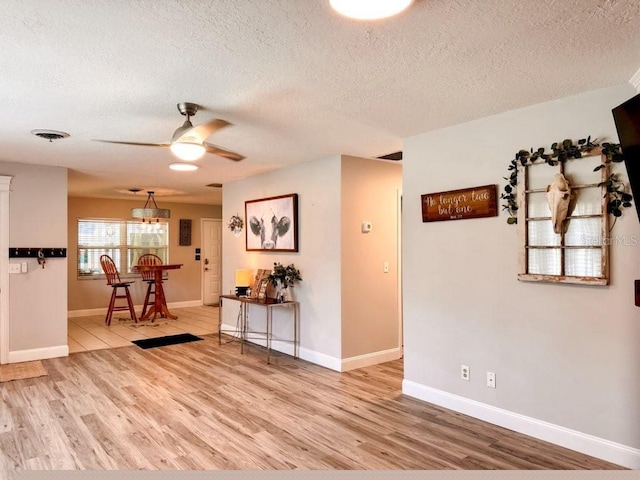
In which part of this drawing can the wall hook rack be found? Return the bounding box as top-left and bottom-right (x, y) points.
(9, 247), (67, 258)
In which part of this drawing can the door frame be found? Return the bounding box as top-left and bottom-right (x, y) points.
(397, 188), (403, 355)
(0, 176), (13, 364)
(200, 218), (222, 305)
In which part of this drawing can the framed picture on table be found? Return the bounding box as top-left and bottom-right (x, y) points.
(250, 269), (271, 300)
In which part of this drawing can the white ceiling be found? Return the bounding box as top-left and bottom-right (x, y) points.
(1, 0), (639, 205)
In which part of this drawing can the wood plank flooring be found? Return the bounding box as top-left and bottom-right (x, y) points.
(1, 310), (625, 471)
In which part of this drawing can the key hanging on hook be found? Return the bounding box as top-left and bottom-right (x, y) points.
(37, 249), (46, 269)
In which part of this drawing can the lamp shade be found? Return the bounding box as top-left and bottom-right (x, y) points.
(131, 191), (170, 223)
(235, 269), (253, 287)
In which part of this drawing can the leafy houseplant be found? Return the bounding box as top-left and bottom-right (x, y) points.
(267, 262), (302, 295)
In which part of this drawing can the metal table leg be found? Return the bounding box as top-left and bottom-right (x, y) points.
(218, 300), (222, 345)
(267, 305), (272, 364)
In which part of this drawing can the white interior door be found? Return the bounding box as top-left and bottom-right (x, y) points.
(202, 219), (222, 305)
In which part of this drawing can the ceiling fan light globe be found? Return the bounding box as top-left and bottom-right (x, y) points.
(170, 141), (206, 161)
(329, 0), (413, 20)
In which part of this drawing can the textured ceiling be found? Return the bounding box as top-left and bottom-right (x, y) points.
(1, 0), (639, 204)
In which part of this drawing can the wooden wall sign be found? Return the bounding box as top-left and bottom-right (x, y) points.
(421, 184), (498, 222)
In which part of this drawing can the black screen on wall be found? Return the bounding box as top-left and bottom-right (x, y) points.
(612, 93), (640, 223)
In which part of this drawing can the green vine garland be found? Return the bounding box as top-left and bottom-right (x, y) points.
(501, 136), (632, 227)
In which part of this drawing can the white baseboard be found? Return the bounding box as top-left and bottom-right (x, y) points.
(67, 307), (104, 318)
(341, 347), (402, 372)
(68, 300), (203, 318)
(402, 379), (640, 470)
(167, 300), (203, 309)
(219, 322), (342, 372)
(8, 344), (69, 363)
(298, 347), (341, 372)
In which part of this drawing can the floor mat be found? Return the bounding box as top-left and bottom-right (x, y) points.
(132, 333), (204, 349)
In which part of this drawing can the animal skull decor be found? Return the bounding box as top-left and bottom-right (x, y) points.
(546, 173), (572, 234)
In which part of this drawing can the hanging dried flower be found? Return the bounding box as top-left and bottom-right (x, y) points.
(228, 214), (244, 231)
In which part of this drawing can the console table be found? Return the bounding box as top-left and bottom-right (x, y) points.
(218, 295), (299, 364)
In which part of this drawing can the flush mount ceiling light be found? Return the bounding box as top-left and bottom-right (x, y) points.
(329, 0), (413, 20)
(131, 191), (170, 223)
(169, 162), (199, 171)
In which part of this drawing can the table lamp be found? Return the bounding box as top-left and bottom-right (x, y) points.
(235, 269), (253, 296)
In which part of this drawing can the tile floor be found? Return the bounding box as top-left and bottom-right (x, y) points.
(67, 305), (219, 353)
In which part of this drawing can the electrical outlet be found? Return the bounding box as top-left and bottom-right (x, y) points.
(461, 364), (470, 381)
(487, 371), (496, 388)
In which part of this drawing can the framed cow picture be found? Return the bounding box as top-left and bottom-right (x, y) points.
(245, 193), (298, 252)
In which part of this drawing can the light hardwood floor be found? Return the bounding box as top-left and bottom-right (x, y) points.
(0, 315), (625, 472)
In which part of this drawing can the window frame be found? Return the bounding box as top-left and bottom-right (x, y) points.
(77, 218), (169, 280)
(517, 148), (610, 285)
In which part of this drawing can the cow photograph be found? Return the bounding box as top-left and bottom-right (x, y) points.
(245, 193), (298, 252)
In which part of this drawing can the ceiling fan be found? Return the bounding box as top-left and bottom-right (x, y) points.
(93, 102), (244, 162)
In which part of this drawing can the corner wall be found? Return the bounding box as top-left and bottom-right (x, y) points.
(222, 154), (403, 370)
(222, 156), (344, 368)
(402, 83), (640, 467)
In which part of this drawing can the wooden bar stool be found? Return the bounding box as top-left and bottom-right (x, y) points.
(137, 254), (163, 319)
(99, 254), (137, 326)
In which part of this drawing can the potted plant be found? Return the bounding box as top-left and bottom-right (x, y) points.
(267, 262), (302, 302)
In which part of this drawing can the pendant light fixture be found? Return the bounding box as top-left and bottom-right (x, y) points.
(131, 191), (170, 223)
(329, 0), (413, 20)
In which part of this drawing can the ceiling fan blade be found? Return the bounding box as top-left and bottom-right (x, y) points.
(93, 139), (170, 147)
(203, 142), (245, 161)
(177, 119), (230, 142)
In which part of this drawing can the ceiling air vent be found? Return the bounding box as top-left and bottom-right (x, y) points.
(377, 151), (402, 161)
(31, 129), (70, 142)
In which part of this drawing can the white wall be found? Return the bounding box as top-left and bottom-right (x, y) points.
(402, 83), (640, 467)
(222, 156), (344, 367)
(1, 161), (68, 362)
